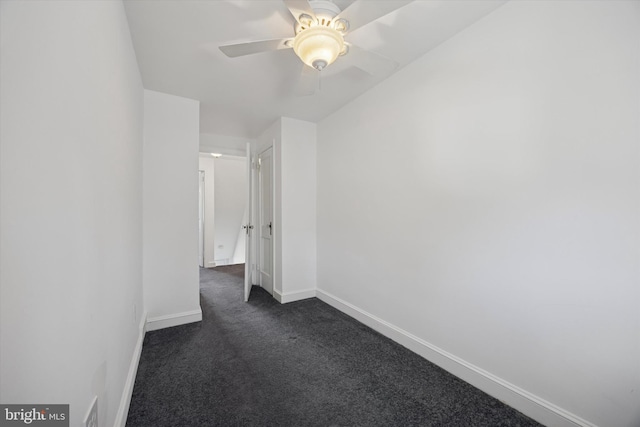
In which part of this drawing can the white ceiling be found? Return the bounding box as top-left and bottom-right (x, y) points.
(124, 0), (507, 138)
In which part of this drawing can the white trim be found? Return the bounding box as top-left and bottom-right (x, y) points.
(275, 288), (316, 304)
(114, 311), (147, 427)
(145, 308), (203, 331)
(316, 289), (597, 427)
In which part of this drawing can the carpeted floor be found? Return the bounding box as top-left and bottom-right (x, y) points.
(126, 265), (542, 426)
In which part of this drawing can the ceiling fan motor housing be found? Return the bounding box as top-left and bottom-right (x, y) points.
(309, 0), (341, 23)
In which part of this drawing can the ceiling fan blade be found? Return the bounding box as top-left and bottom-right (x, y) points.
(295, 64), (319, 96)
(219, 38), (293, 58)
(345, 44), (398, 76)
(282, 0), (317, 26)
(335, 0), (413, 33)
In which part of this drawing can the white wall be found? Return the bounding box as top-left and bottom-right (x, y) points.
(0, 2), (144, 427)
(213, 156), (247, 265)
(199, 155), (216, 268)
(200, 133), (252, 157)
(316, 2), (640, 427)
(256, 118), (317, 302)
(279, 118), (317, 301)
(143, 90), (202, 330)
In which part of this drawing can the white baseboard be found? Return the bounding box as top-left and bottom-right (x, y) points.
(316, 289), (596, 427)
(212, 259), (245, 267)
(273, 290), (282, 303)
(273, 288), (316, 304)
(114, 312), (147, 427)
(146, 308), (203, 331)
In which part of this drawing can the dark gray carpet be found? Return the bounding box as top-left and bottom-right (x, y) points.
(126, 265), (542, 427)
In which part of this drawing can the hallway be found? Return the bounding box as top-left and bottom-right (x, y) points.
(126, 266), (539, 426)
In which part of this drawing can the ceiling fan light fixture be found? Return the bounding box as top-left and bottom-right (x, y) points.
(297, 13), (315, 28)
(333, 18), (349, 33)
(292, 26), (344, 71)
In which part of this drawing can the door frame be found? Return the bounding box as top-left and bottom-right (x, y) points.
(198, 169), (205, 268)
(244, 144), (254, 301)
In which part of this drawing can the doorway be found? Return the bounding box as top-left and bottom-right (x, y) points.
(213, 155), (248, 266)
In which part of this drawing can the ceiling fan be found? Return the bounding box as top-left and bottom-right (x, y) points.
(219, 0), (413, 92)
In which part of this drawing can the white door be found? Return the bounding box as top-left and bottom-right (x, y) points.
(198, 170), (205, 268)
(258, 147), (273, 295)
(244, 143), (253, 302)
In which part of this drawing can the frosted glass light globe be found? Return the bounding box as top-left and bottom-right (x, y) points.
(293, 26), (344, 71)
